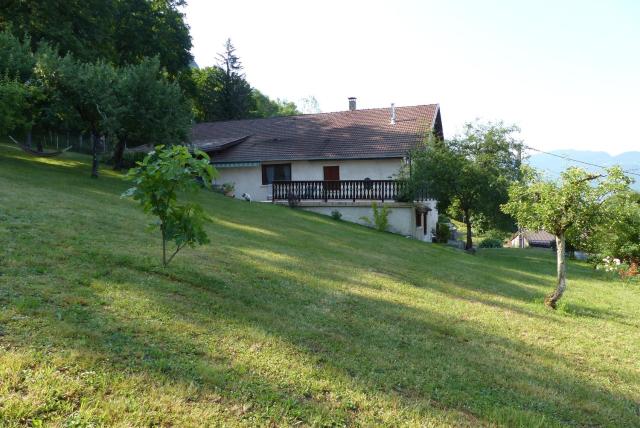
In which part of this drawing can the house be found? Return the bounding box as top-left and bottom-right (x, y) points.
(191, 98), (443, 241)
(509, 230), (556, 248)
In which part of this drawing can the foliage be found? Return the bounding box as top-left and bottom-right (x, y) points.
(0, 30), (34, 81)
(479, 238), (503, 248)
(437, 214), (450, 224)
(0, 78), (29, 135)
(360, 202), (391, 232)
(2, 144), (640, 426)
(221, 182), (235, 195)
(502, 166), (631, 307)
(250, 89), (299, 118)
(215, 38), (253, 120)
(409, 122), (522, 250)
(0, 0), (192, 76)
(122, 145), (217, 266)
(588, 190), (640, 273)
(112, 57), (192, 169)
(436, 222), (451, 243)
(330, 209), (342, 220)
(56, 57), (120, 177)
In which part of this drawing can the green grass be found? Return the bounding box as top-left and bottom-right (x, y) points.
(0, 143), (639, 427)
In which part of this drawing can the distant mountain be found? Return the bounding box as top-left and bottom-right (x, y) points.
(526, 150), (640, 190)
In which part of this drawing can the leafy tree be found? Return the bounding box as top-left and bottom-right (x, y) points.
(588, 190), (640, 276)
(0, 0), (192, 76)
(250, 89), (299, 118)
(112, 0), (192, 76)
(409, 122), (522, 250)
(0, 78), (29, 135)
(502, 166), (631, 308)
(0, 30), (34, 81)
(56, 57), (120, 177)
(190, 66), (226, 122)
(123, 145), (217, 266)
(0, 31), (34, 139)
(0, 0), (117, 63)
(112, 57), (192, 169)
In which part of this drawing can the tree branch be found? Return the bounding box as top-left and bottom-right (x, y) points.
(165, 242), (186, 266)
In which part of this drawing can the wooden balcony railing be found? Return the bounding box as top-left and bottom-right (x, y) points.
(272, 180), (429, 202)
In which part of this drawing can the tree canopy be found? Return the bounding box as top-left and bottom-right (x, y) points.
(112, 57), (192, 169)
(502, 166), (632, 307)
(409, 122), (522, 249)
(0, 0), (192, 76)
(190, 40), (299, 122)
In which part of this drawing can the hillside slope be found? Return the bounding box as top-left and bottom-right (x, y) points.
(1, 144), (639, 427)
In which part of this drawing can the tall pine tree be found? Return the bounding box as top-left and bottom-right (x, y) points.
(216, 39), (253, 120)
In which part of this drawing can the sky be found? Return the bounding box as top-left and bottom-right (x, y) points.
(183, 0), (639, 155)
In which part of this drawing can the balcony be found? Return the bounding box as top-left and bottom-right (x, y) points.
(272, 180), (429, 202)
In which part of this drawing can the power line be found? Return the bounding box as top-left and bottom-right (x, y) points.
(523, 145), (640, 178)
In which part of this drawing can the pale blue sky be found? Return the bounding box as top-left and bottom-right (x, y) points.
(184, 0), (639, 154)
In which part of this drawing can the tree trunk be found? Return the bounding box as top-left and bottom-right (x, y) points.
(161, 226), (167, 267)
(91, 132), (99, 178)
(464, 209), (473, 250)
(112, 140), (125, 171)
(545, 234), (567, 308)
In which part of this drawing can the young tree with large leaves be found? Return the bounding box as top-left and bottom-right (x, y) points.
(112, 57), (192, 169)
(502, 167), (631, 308)
(410, 122), (522, 250)
(123, 145), (217, 266)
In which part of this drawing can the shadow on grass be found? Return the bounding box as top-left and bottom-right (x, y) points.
(3, 144), (639, 426)
(12, 245), (635, 427)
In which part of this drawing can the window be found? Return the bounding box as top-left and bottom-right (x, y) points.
(262, 163), (291, 185)
(415, 210), (422, 227)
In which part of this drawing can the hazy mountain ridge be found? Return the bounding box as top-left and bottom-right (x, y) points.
(527, 150), (640, 190)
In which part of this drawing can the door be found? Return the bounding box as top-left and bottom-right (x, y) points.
(323, 166), (340, 192)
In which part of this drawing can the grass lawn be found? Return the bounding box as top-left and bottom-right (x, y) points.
(1, 143), (639, 427)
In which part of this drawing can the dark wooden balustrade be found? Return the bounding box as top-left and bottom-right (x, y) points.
(271, 180), (429, 202)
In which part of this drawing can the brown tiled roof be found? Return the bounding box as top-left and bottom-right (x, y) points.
(191, 104), (441, 163)
(125, 136), (249, 154)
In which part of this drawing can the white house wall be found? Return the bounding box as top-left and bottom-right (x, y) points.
(290, 159), (403, 181)
(214, 158), (404, 202)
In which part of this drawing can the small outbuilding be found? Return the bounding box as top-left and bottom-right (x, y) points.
(509, 230), (556, 248)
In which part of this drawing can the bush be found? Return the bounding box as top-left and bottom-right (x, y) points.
(221, 182), (235, 196)
(436, 222), (450, 243)
(479, 238), (503, 248)
(360, 202), (391, 232)
(330, 210), (342, 220)
(372, 202), (390, 231)
(438, 215), (451, 224)
(287, 192), (300, 208)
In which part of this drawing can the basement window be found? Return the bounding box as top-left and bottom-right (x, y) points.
(262, 163), (291, 185)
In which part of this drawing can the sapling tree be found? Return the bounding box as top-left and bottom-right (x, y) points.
(123, 145), (217, 266)
(502, 166), (630, 308)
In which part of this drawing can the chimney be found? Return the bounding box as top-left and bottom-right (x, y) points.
(348, 97), (357, 111)
(390, 103), (396, 125)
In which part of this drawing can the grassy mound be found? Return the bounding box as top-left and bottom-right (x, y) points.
(0, 144), (638, 427)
